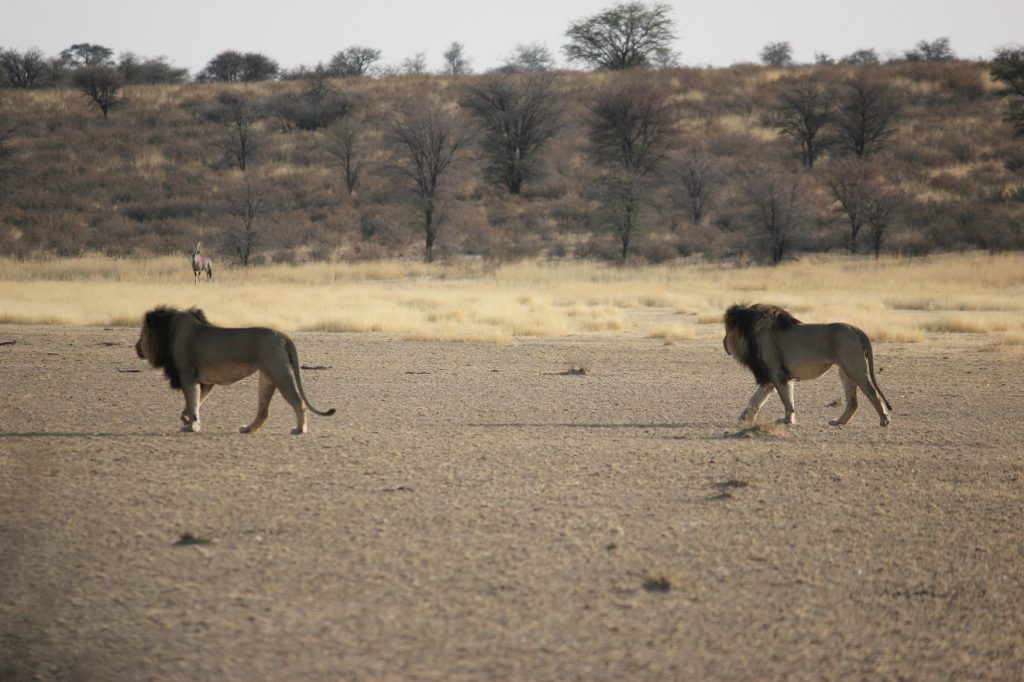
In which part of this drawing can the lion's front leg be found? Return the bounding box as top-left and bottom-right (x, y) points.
(776, 380), (797, 425)
(741, 383), (775, 423)
(180, 383), (202, 432)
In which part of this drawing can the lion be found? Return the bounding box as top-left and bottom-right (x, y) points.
(135, 306), (336, 434)
(723, 303), (892, 427)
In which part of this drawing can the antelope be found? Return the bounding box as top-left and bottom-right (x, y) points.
(188, 242), (213, 284)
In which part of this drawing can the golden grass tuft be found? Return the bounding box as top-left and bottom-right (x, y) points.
(0, 253), (1021, 345)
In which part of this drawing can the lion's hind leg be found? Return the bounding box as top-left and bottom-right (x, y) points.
(240, 374), (276, 434)
(740, 383), (775, 424)
(854, 370), (891, 427)
(829, 370), (859, 426)
(265, 368), (307, 435)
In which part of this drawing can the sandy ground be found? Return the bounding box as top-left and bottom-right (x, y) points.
(1, 322), (1022, 681)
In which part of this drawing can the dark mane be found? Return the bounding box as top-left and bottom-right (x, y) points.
(143, 306), (210, 390)
(724, 303), (802, 385)
(188, 307), (210, 324)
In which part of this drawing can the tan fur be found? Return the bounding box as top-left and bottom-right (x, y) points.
(135, 306), (335, 434)
(723, 303), (892, 427)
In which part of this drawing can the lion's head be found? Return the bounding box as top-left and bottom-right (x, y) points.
(136, 306), (209, 390)
(723, 303), (801, 385)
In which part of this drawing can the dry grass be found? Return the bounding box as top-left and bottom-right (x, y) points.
(0, 253), (1021, 345)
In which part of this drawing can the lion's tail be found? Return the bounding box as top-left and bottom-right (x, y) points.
(285, 338), (337, 417)
(861, 330), (893, 411)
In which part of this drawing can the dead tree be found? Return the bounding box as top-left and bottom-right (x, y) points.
(387, 99), (470, 262)
(835, 71), (900, 157)
(588, 73), (677, 260)
(201, 92), (264, 171)
(740, 164), (808, 265)
(770, 75), (836, 168)
(677, 151), (719, 225)
(461, 72), (561, 194)
(822, 158), (874, 252)
(864, 189), (902, 258)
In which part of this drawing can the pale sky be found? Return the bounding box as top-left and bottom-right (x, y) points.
(4, 0), (1023, 75)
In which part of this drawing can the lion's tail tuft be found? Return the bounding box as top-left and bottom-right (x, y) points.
(285, 338), (337, 418)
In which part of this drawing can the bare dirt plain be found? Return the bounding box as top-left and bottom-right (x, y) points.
(1, 323), (1022, 681)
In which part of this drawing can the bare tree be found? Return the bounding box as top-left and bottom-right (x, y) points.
(991, 46), (1024, 137)
(770, 75), (836, 168)
(863, 188), (901, 258)
(201, 92), (264, 171)
(387, 99), (470, 261)
(461, 72), (561, 194)
(903, 37), (955, 62)
(228, 175), (267, 266)
(821, 158), (875, 252)
(502, 43), (555, 72)
(563, 2), (676, 70)
(760, 42), (793, 67)
(116, 52), (188, 84)
(740, 164), (807, 264)
(0, 48), (48, 88)
(839, 48), (880, 65)
(325, 117), (368, 195)
(589, 74), (677, 259)
(834, 72), (900, 157)
(72, 66), (124, 119)
(402, 53), (428, 75)
(329, 46), (382, 77)
(443, 42), (472, 75)
(677, 151), (719, 225)
(0, 118), (17, 200)
(589, 74), (677, 176)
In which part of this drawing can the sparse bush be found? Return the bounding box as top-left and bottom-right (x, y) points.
(0, 48), (49, 88)
(461, 72), (561, 195)
(116, 53), (188, 85)
(902, 37), (955, 63)
(197, 91), (266, 170)
(443, 42), (472, 75)
(991, 46), (1024, 136)
(738, 162), (809, 264)
(760, 42), (793, 67)
(329, 47), (382, 77)
(72, 66), (123, 118)
(197, 51), (279, 82)
(501, 43), (555, 72)
(272, 68), (352, 131)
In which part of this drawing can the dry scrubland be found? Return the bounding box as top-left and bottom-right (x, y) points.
(1, 60), (1023, 262)
(1, 252), (1023, 346)
(1, 264), (1023, 678)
